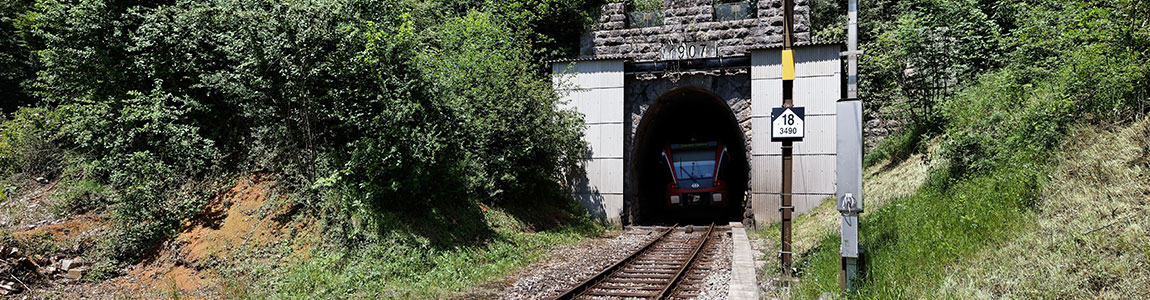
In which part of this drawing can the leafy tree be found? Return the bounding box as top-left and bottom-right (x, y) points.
(0, 0), (36, 113)
(15, 0), (591, 263)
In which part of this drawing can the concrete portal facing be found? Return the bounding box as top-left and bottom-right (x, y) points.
(554, 0), (842, 227)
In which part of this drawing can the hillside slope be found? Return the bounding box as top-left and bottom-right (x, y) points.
(940, 117), (1150, 298)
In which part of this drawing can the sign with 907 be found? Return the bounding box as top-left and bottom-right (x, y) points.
(771, 107), (805, 141)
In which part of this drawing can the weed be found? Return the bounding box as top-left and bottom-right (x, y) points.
(14, 232), (59, 257)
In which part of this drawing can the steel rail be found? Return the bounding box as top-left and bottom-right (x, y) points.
(551, 225), (677, 300)
(657, 223), (715, 299)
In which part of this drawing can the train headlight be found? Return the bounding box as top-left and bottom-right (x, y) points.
(670, 195), (680, 205)
(711, 193), (723, 203)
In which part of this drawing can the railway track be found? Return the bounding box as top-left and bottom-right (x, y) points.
(553, 224), (724, 300)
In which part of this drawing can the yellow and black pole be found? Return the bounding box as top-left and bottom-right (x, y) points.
(780, 0), (796, 277)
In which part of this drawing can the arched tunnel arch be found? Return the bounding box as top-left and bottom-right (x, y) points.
(631, 87), (749, 225)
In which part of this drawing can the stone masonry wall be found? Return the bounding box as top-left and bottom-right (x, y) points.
(582, 0), (811, 61)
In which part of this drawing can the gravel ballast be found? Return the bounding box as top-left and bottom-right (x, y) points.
(499, 228), (663, 299)
(696, 231), (733, 300)
(499, 226), (736, 300)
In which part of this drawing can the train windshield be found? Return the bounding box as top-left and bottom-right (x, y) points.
(672, 149), (716, 182)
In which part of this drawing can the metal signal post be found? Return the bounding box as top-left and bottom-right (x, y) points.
(779, 0), (796, 278)
(837, 0), (865, 292)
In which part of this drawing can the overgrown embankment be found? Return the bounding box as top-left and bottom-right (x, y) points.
(0, 0), (605, 297)
(788, 0), (1149, 298)
(940, 117), (1150, 298)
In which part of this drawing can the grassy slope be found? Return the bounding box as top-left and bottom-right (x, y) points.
(792, 159), (1046, 298)
(219, 202), (602, 299)
(786, 118), (1150, 299)
(939, 117), (1150, 298)
(751, 146), (934, 297)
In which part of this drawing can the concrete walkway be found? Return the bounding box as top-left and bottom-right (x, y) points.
(729, 222), (759, 299)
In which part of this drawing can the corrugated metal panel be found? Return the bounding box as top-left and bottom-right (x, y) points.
(750, 44), (844, 80)
(751, 155), (837, 194)
(795, 46), (843, 77)
(757, 115), (837, 155)
(747, 41), (844, 51)
(750, 116), (771, 154)
(752, 77), (840, 116)
(594, 123), (625, 158)
(752, 193), (831, 224)
(751, 193), (775, 224)
(793, 76), (841, 115)
(750, 51), (781, 80)
(554, 59), (626, 226)
(552, 60), (626, 89)
(601, 194), (625, 224)
(571, 88), (625, 124)
(600, 158), (625, 194)
(600, 92), (625, 124)
(750, 44), (842, 218)
(750, 79), (780, 116)
(573, 193), (625, 224)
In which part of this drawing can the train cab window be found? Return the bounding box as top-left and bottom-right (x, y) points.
(672, 149), (716, 184)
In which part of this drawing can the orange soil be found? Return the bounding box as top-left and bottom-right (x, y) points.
(181, 174), (274, 262)
(114, 173), (306, 298)
(13, 213), (106, 242)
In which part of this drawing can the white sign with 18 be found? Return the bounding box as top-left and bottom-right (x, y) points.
(771, 107), (805, 141)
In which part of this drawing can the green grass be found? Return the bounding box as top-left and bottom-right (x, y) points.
(793, 159), (1046, 298)
(863, 122), (931, 169)
(937, 118), (1150, 298)
(229, 202), (602, 299)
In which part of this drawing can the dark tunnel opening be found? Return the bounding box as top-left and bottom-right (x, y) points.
(632, 88), (749, 225)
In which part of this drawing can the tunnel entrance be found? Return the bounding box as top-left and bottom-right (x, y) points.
(632, 87), (749, 225)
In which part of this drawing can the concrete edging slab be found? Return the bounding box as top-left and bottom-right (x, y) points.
(728, 222), (760, 299)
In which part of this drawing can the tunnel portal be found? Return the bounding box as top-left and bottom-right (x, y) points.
(631, 88), (749, 225)
(550, 0), (843, 226)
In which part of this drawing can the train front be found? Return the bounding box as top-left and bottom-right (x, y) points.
(662, 141), (729, 209)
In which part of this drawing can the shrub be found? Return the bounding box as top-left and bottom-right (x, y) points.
(19, 0), (592, 261)
(417, 11), (586, 206)
(0, 107), (64, 178)
(57, 88), (219, 261)
(0, 0), (36, 113)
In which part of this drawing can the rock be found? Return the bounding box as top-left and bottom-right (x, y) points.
(65, 267), (87, 280)
(64, 258), (87, 271)
(35, 177), (48, 184)
(685, 225), (694, 233)
(0, 281), (17, 292)
(60, 259), (75, 271)
(31, 255), (47, 266)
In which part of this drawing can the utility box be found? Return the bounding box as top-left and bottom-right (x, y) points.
(835, 99), (863, 214)
(840, 214), (859, 257)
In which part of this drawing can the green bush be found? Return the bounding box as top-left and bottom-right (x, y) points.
(0, 0), (36, 113)
(7, 0), (594, 272)
(417, 10), (586, 206)
(0, 107), (64, 178)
